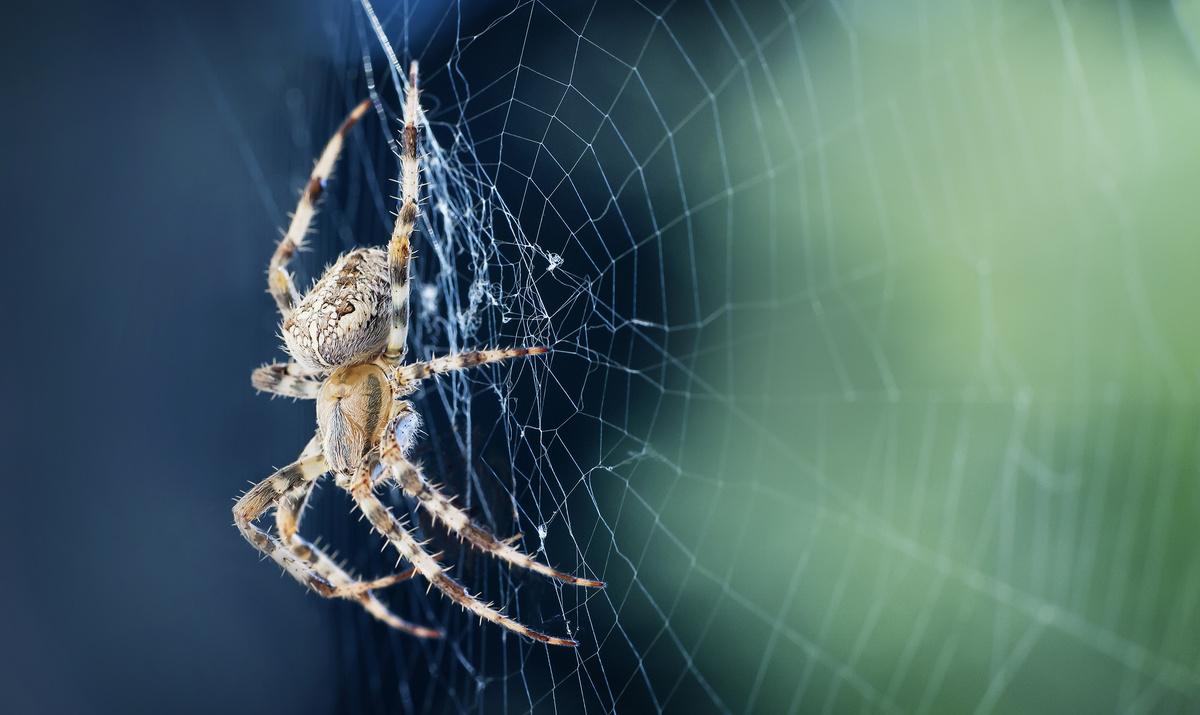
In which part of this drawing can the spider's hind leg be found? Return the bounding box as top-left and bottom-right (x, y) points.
(274, 469), (434, 636)
(233, 444), (333, 592)
(379, 401), (603, 589)
(348, 464), (579, 647)
(233, 436), (440, 638)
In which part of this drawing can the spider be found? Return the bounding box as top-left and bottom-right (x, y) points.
(233, 62), (603, 647)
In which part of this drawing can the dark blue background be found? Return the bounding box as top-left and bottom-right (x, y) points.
(3, 3), (385, 712)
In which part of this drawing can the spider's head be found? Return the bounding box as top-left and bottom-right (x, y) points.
(316, 363), (392, 475)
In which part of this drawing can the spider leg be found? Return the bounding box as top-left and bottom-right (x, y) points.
(251, 362), (324, 399)
(269, 99), (371, 320)
(233, 443), (334, 591)
(273, 465), (438, 638)
(380, 402), (603, 588)
(348, 465), (579, 647)
(394, 347), (549, 389)
(234, 437), (440, 638)
(383, 61), (421, 366)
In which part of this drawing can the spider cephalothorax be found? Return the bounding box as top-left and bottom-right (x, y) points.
(234, 62), (602, 647)
(316, 362), (390, 475)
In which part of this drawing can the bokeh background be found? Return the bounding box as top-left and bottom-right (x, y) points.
(3, 1), (1199, 713)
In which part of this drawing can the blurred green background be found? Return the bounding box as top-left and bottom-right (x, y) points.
(599, 1), (1200, 712)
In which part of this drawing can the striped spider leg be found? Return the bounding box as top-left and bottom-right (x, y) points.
(235, 92), (437, 638)
(235, 61), (602, 647)
(233, 436), (438, 638)
(251, 361), (324, 399)
(267, 97), (371, 321)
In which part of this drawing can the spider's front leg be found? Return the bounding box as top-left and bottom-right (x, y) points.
(234, 436), (440, 638)
(268, 99), (370, 320)
(383, 61), (422, 366)
(379, 401), (603, 589)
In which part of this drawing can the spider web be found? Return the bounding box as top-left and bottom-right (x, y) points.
(244, 0), (1200, 712)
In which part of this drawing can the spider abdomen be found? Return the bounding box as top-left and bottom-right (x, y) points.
(282, 248), (390, 371)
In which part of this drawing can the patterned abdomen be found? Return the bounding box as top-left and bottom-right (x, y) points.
(282, 248), (391, 371)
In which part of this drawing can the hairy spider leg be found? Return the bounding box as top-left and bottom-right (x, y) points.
(252, 362), (325, 399)
(349, 464), (579, 647)
(273, 466), (433, 635)
(269, 99), (372, 320)
(384, 61), (421, 365)
(233, 437), (439, 638)
(380, 401), (603, 588)
(393, 347), (550, 389)
(271, 431), (325, 535)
